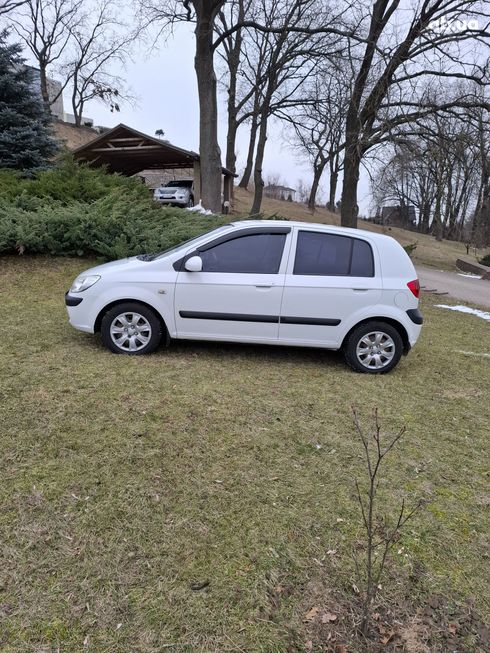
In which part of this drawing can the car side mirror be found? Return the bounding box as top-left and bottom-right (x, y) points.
(184, 255), (203, 272)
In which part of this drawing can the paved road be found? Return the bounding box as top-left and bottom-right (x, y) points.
(416, 266), (490, 308)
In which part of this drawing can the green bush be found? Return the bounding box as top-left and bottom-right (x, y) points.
(478, 254), (490, 268)
(0, 158), (230, 259)
(0, 155), (150, 203)
(403, 242), (418, 258)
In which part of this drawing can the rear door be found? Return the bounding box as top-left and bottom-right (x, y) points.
(278, 229), (381, 347)
(174, 227), (291, 342)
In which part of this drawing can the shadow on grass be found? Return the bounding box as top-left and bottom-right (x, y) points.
(69, 330), (346, 369)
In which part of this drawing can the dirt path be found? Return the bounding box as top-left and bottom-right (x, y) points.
(416, 266), (490, 308)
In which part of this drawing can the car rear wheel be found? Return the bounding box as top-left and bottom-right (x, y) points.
(186, 196), (194, 208)
(344, 321), (403, 374)
(101, 302), (162, 355)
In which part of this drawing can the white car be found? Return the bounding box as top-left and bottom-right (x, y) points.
(65, 221), (423, 373)
(153, 179), (194, 207)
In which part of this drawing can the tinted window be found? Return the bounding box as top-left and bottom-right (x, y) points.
(199, 233), (286, 273)
(350, 238), (374, 276)
(293, 231), (374, 277)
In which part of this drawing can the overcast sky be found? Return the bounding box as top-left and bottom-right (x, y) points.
(54, 20), (372, 213)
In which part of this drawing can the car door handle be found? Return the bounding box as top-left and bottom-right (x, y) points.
(255, 284), (274, 288)
(352, 288), (369, 292)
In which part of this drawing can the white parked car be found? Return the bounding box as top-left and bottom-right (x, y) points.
(65, 221), (423, 373)
(153, 179), (194, 207)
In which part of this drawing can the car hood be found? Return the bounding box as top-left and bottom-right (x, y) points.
(77, 256), (145, 277)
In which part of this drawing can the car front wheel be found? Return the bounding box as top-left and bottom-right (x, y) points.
(101, 302), (162, 355)
(344, 321), (403, 374)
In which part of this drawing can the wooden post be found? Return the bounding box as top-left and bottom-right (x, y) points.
(223, 173), (232, 214)
(193, 160), (202, 205)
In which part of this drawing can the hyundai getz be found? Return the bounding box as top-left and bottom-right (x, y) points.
(65, 221), (423, 373)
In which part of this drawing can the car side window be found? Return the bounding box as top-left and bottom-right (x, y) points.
(198, 233), (287, 274)
(293, 231), (374, 277)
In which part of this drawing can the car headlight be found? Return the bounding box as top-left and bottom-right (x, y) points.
(70, 275), (101, 293)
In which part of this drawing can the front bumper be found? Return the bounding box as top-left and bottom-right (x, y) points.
(65, 292), (83, 306)
(155, 197), (188, 206)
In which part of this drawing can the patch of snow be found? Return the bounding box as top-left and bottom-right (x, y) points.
(186, 201), (214, 215)
(457, 272), (482, 279)
(455, 350), (490, 358)
(435, 304), (490, 321)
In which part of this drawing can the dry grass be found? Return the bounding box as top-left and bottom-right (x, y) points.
(0, 255), (489, 652)
(232, 187), (488, 271)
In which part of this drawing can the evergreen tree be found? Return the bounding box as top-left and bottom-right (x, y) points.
(0, 30), (58, 171)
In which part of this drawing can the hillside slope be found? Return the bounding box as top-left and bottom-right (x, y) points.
(232, 186), (484, 271)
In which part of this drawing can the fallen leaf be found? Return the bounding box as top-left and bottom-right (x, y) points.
(305, 641), (313, 651)
(327, 549), (337, 556)
(372, 612), (381, 621)
(380, 628), (394, 645)
(304, 606), (320, 622)
(190, 580), (210, 591)
(448, 623), (457, 635)
(335, 646), (348, 653)
(321, 612), (338, 623)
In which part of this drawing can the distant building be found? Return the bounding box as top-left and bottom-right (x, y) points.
(374, 204), (416, 229)
(264, 184), (296, 202)
(25, 65), (93, 126)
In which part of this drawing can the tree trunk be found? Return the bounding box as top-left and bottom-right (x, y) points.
(250, 111), (269, 215)
(340, 136), (361, 228)
(39, 63), (51, 112)
(432, 192), (443, 241)
(308, 161), (326, 211)
(194, 4), (223, 213)
(238, 113), (258, 189)
(225, 108), (238, 178)
(327, 168), (338, 213)
(340, 104), (362, 228)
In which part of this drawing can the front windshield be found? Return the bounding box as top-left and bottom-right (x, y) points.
(153, 225), (232, 260)
(166, 179), (192, 188)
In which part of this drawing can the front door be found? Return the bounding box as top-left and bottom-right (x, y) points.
(174, 229), (291, 343)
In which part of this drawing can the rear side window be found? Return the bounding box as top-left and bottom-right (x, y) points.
(199, 233), (286, 273)
(293, 231), (374, 277)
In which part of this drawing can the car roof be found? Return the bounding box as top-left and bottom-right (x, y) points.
(230, 219), (391, 243)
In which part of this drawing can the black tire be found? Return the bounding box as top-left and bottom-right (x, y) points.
(343, 321), (403, 374)
(187, 195), (194, 208)
(101, 302), (163, 355)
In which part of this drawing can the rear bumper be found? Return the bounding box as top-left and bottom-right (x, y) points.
(406, 308), (423, 325)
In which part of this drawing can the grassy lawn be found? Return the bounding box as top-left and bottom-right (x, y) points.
(1, 256), (489, 652)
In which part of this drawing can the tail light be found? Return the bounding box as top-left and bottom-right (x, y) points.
(407, 279), (420, 298)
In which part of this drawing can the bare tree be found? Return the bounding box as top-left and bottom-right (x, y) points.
(138, 0), (226, 213)
(0, 0), (27, 16)
(339, 0), (490, 229)
(11, 0), (80, 110)
(371, 86), (487, 241)
(63, 1), (134, 126)
(248, 0), (345, 215)
(215, 0), (255, 180)
(282, 60), (349, 211)
(352, 407), (422, 637)
(137, 0), (358, 212)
